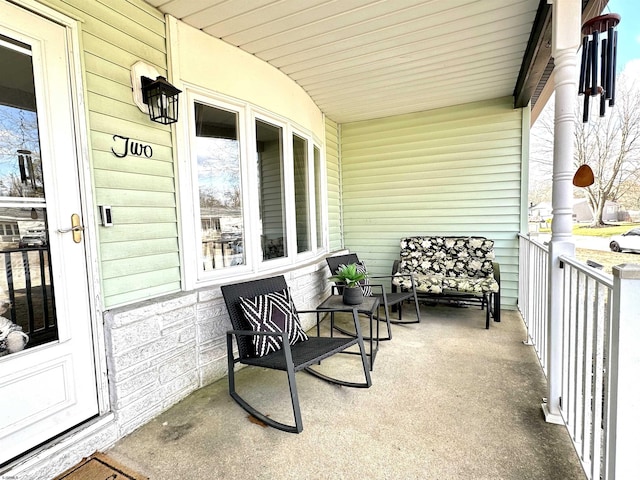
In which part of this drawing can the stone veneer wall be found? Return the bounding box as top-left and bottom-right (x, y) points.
(103, 262), (332, 438)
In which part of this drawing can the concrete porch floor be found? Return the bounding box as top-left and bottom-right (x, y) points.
(107, 303), (586, 480)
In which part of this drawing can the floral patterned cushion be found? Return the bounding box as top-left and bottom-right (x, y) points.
(393, 236), (499, 295)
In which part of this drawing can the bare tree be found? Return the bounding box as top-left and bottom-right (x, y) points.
(530, 64), (640, 226)
(576, 68), (640, 226)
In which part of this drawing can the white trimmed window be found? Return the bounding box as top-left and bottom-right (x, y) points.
(181, 92), (326, 287)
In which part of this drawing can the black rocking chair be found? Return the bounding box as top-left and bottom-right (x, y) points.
(220, 275), (372, 433)
(326, 253), (422, 341)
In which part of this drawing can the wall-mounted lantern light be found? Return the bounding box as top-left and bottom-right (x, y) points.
(130, 61), (182, 125)
(141, 76), (182, 125)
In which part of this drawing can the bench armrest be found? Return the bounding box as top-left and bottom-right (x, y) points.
(492, 261), (501, 285)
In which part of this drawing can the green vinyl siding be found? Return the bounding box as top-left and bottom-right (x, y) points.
(324, 118), (342, 251)
(339, 97), (525, 309)
(45, 0), (180, 307)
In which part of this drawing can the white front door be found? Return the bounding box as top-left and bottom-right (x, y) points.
(0, 1), (98, 465)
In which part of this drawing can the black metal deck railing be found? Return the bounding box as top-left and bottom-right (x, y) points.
(2, 246), (57, 346)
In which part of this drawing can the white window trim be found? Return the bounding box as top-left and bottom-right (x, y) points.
(177, 87), (328, 290)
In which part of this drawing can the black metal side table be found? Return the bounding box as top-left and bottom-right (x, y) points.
(316, 295), (380, 369)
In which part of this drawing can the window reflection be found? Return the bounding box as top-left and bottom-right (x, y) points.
(195, 102), (245, 270)
(293, 134), (310, 253)
(0, 40), (55, 354)
(256, 120), (286, 261)
(314, 145), (323, 249)
(0, 207), (56, 352)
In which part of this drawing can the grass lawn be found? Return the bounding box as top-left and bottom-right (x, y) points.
(574, 248), (639, 275)
(537, 222), (640, 274)
(539, 223), (637, 237)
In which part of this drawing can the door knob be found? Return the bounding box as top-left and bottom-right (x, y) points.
(57, 213), (84, 243)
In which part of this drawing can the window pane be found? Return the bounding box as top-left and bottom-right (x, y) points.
(314, 145), (323, 249)
(0, 43), (44, 201)
(256, 120), (287, 261)
(293, 134), (310, 253)
(195, 103), (244, 270)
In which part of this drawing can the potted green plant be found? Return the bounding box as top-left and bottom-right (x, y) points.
(329, 263), (367, 305)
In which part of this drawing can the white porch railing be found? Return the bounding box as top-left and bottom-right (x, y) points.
(518, 234), (640, 480)
(518, 234), (549, 374)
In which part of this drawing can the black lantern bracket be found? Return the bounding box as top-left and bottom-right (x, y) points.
(130, 61), (182, 125)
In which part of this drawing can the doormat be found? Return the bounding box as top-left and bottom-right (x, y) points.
(52, 452), (148, 480)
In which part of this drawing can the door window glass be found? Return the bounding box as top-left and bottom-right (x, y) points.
(0, 38), (56, 355)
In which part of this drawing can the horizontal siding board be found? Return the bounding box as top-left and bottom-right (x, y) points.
(105, 282), (182, 307)
(92, 151), (174, 176)
(94, 206), (177, 224)
(343, 142), (521, 164)
(84, 53), (131, 88)
(340, 97), (523, 308)
(99, 223), (178, 242)
(95, 191), (176, 209)
(82, 33), (166, 75)
(59, 0), (165, 34)
(81, 20), (165, 65)
(341, 97), (515, 134)
(87, 93), (172, 136)
(93, 170), (175, 192)
(341, 119), (523, 152)
(74, 5), (165, 52)
(100, 238), (178, 261)
(102, 252), (180, 279)
(89, 111), (173, 147)
(103, 268), (181, 296)
(341, 165), (522, 185)
(85, 72), (139, 106)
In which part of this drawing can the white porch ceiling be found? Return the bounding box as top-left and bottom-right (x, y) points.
(145, 0), (543, 123)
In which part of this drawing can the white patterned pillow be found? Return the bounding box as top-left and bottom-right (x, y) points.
(239, 288), (308, 357)
(355, 262), (373, 297)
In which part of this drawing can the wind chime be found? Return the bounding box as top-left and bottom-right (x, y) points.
(15, 110), (42, 196)
(573, 12), (621, 187)
(17, 149), (37, 189)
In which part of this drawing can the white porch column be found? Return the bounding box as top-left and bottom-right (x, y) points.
(608, 264), (640, 478)
(543, 0), (581, 424)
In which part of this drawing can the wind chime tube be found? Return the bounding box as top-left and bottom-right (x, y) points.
(583, 41), (592, 122)
(601, 37), (608, 94)
(590, 30), (599, 96)
(578, 35), (589, 95)
(606, 26), (615, 100)
(609, 30), (617, 106)
(18, 154), (27, 183)
(583, 92), (591, 123)
(600, 37), (608, 116)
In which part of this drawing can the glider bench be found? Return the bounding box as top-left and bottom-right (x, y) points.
(392, 236), (500, 328)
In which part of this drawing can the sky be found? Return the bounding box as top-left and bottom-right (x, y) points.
(608, 0), (639, 72)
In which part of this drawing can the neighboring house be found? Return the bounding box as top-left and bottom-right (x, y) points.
(573, 198), (620, 223)
(0, 1), (606, 478)
(529, 202), (553, 223)
(529, 199), (622, 224)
